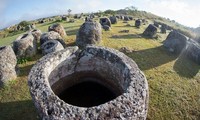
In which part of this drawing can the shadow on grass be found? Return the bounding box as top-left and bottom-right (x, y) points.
(110, 34), (142, 39)
(64, 25), (80, 30)
(18, 64), (34, 77)
(67, 42), (76, 47)
(173, 52), (200, 78)
(39, 21), (57, 27)
(0, 100), (39, 120)
(127, 46), (178, 70)
(66, 29), (79, 36)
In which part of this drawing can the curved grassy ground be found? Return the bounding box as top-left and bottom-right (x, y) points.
(0, 19), (200, 120)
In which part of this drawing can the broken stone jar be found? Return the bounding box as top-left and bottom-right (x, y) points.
(28, 46), (149, 120)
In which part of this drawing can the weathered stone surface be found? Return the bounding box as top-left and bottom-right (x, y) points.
(41, 40), (64, 55)
(163, 30), (187, 54)
(186, 40), (200, 64)
(143, 24), (158, 38)
(76, 21), (102, 47)
(135, 19), (141, 28)
(40, 31), (67, 48)
(28, 46), (148, 120)
(102, 25), (111, 31)
(30, 29), (42, 42)
(100, 18), (111, 27)
(13, 33), (37, 58)
(48, 23), (66, 37)
(0, 46), (17, 86)
(109, 16), (118, 24)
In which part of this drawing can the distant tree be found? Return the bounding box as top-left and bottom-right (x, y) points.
(125, 6), (138, 11)
(68, 9), (72, 17)
(18, 21), (30, 27)
(104, 10), (116, 15)
(96, 10), (104, 17)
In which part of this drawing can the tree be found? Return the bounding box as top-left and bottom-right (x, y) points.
(125, 6), (137, 11)
(68, 9), (72, 17)
(18, 21), (30, 27)
(104, 9), (116, 15)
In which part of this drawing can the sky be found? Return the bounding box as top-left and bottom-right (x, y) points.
(0, 0), (200, 29)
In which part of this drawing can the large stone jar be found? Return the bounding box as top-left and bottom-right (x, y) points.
(13, 33), (37, 58)
(0, 46), (17, 86)
(28, 46), (149, 120)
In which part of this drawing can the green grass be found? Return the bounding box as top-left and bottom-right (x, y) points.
(0, 19), (200, 120)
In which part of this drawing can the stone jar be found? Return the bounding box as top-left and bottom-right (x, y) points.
(99, 17), (111, 27)
(13, 33), (37, 58)
(41, 40), (64, 55)
(28, 46), (149, 120)
(76, 21), (102, 48)
(0, 46), (17, 86)
(143, 24), (158, 38)
(30, 29), (42, 42)
(40, 31), (67, 48)
(48, 23), (66, 37)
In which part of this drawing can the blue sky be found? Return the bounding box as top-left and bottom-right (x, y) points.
(0, 0), (200, 29)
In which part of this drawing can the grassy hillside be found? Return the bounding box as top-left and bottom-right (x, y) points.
(0, 18), (200, 120)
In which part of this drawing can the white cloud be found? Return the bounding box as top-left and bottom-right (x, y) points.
(88, 0), (103, 8)
(138, 0), (200, 27)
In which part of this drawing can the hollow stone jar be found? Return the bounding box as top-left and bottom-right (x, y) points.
(28, 46), (149, 120)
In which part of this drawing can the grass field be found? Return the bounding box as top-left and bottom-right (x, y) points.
(0, 19), (200, 120)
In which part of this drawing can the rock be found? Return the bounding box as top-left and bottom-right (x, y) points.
(41, 40), (64, 55)
(30, 29), (42, 42)
(109, 16), (118, 24)
(0, 46), (17, 87)
(69, 19), (75, 23)
(13, 33), (37, 58)
(163, 30), (187, 54)
(102, 25), (111, 31)
(143, 24), (158, 38)
(135, 19), (141, 28)
(40, 31), (67, 48)
(76, 21), (102, 47)
(48, 23), (66, 37)
(100, 17), (111, 27)
(28, 45), (148, 120)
